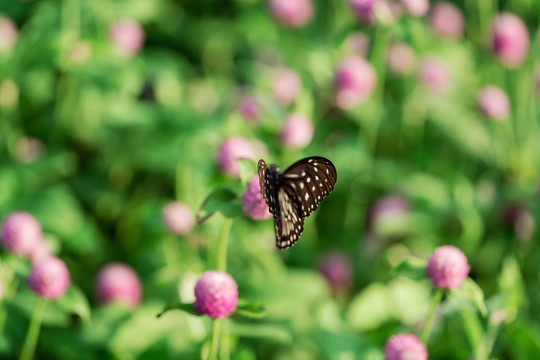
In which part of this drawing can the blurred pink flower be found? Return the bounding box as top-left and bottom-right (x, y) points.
(1, 212), (43, 257)
(13, 137), (44, 163)
(268, 0), (314, 28)
(317, 252), (353, 294)
(216, 136), (257, 178)
(241, 176), (272, 221)
(273, 67), (301, 107)
(280, 113), (314, 149)
(0, 17), (17, 54)
(535, 68), (540, 95)
(491, 13), (529, 68)
(387, 42), (417, 76)
(194, 271), (238, 318)
(401, 0), (429, 17)
(430, 2), (465, 39)
(426, 245), (470, 289)
(502, 204), (535, 243)
(366, 195), (409, 235)
(343, 32), (370, 57)
(162, 201), (195, 235)
(237, 95), (261, 123)
(476, 85), (510, 121)
(335, 56), (377, 109)
(385, 333), (427, 360)
(349, 0), (379, 25)
(95, 262), (142, 308)
(419, 56), (451, 93)
(29, 241), (53, 265)
(109, 19), (145, 57)
(28, 257), (70, 300)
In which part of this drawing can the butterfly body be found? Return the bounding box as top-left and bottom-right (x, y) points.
(258, 157), (337, 249)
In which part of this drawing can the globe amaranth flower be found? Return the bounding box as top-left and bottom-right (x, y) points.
(194, 271), (238, 318)
(491, 13), (529, 68)
(95, 262), (142, 308)
(1, 212), (43, 257)
(216, 136), (257, 178)
(280, 113), (314, 149)
(268, 0), (314, 28)
(317, 252), (353, 294)
(236, 95), (261, 123)
(419, 56), (451, 93)
(400, 0), (429, 17)
(28, 257), (70, 300)
(476, 85), (510, 121)
(426, 245), (470, 289)
(241, 176), (272, 221)
(387, 42), (417, 76)
(384, 334), (427, 360)
(272, 67), (301, 107)
(0, 17), (17, 54)
(162, 201), (195, 235)
(430, 2), (465, 39)
(335, 56), (377, 110)
(109, 19), (145, 57)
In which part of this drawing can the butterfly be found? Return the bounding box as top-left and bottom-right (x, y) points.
(258, 157), (337, 249)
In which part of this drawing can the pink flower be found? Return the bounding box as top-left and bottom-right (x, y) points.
(194, 271), (238, 318)
(349, 0), (379, 25)
(162, 201), (195, 235)
(534, 68), (540, 95)
(13, 137), (44, 163)
(384, 334), (427, 360)
(109, 19), (145, 57)
(1, 212), (43, 257)
(317, 252), (353, 294)
(216, 136), (257, 178)
(236, 95), (261, 123)
(387, 42), (417, 76)
(268, 0), (314, 28)
(491, 13), (529, 68)
(0, 17), (17, 54)
(476, 85), (510, 121)
(430, 2), (465, 39)
(342, 32), (370, 57)
(401, 0), (429, 17)
(419, 56), (451, 93)
(241, 176), (272, 221)
(366, 195), (409, 234)
(280, 113), (314, 149)
(272, 67), (301, 107)
(28, 257), (70, 300)
(335, 56), (377, 109)
(426, 245), (470, 289)
(95, 262), (142, 308)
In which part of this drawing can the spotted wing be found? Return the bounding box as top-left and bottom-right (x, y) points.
(258, 159), (279, 215)
(274, 187), (305, 249)
(280, 156), (337, 218)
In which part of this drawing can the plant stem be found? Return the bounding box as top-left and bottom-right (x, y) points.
(216, 218), (233, 272)
(20, 297), (46, 360)
(207, 318), (223, 360)
(421, 289), (443, 344)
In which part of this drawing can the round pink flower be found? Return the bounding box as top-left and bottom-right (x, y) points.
(95, 262), (142, 308)
(1, 212), (43, 257)
(280, 113), (314, 149)
(343, 32), (370, 57)
(476, 85), (510, 121)
(28, 257), (70, 300)
(162, 201), (195, 235)
(241, 176), (272, 221)
(430, 2), (465, 39)
(0, 17), (17, 54)
(268, 0), (314, 28)
(384, 334), (427, 360)
(387, 42), (417, 76)
(216, 136), (257, 178)
(194, 271), (238, 318)
(236, 95), (261, 123)
(335, 56), (377, 109)
(109, 19), (145, 57)
(426, 245), (470, 289)
(419, 56), (451, 93)
(491, 13), (529, 68)
(401, 0), (429, 17)
(273, 67), (301, 107)
(349, 0), (379, 25)
(367, 195), (409, 234)
(317, 252), (353, 294)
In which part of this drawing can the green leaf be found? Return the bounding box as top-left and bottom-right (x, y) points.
(55, 286), (92, 324)
(156, 302), (201, 318)
(449, 278), (488, 316)
(196, 185), (241, 225)
(233, 299), (266, 318)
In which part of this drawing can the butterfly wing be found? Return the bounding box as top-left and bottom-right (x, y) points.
(257, 159), (269, 203)
(275, 187), (305, 249)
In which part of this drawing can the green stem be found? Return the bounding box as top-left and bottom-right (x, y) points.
(207, 318), (223, 360)
(421, 289), (443, 344)
(20, 297), (46, 360)
(216, 218), (233, 272)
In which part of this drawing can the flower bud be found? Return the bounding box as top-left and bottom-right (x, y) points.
(491, 13), (529, 68)
(335, 56), (377, 109)
(280, 113), (314, 149)
(272, 67), (301, 107)
(268, 0), (314, 28)
(194, 271), (238, 318)
(95, 262), (142, 308)
(236, 95), (261, 123)
(28, 257), (70, 300)
(162, 201), (195, 235)
(216, 136), (257, 178)
(426, 245), (470, 289)
(349, 0), (378, 25)
(317, 252), (353, 294)
(241, 176), (272, 221)
(366, 195), (409, 236)
(419, 56), (451, 93)
(109, 19), (145, 57)
(384, 333), (427, 360)
(476, 85), (510, 121)
(1, 212), (43, 257)
(430, 2), (465, 39)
